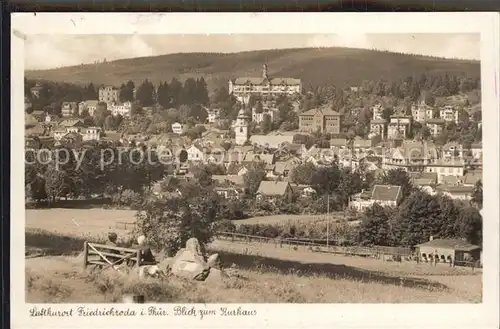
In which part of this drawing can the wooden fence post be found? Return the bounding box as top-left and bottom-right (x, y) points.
(136, 250), (142, 268)
(83, 241), (88, 269)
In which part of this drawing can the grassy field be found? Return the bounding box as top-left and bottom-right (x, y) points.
(24, 208), (482, 303)
(25, 47), (480, 90)
(26, 208), (136, 238)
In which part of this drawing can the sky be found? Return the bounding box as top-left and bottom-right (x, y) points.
(24, 33), (480, 70)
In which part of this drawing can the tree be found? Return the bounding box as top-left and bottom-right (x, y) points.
(195, 165), (213, 187)
(255, 101), (263, 114)
(358, 203), (391, 246)
(390, 191), (442, 246)
(44, 166), (71, 204)
(471, 180), (483, 209)
(381, 107), (394, 122)
(181, 78), (198, 105)
(311, 165), (342, 196)
(243, 163), (267, 196)
(455, 207), (482, 246)
(261, 113), (273, 134)
(221, 141), (232, 151)
(119, 81), (135, 102)
(336, 168), (363, 209)
(290, 163), (316, 185)
(293, 134), (315, 149)
(195, 77), (209, 105)
(136, 79), (155, 107)
(135, 189), (220, 253)
(168, 78), (183, 108)
(83, 83), (98, 100)
(436, 194), (460, 238)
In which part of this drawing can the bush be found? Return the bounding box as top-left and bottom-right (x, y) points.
(135, 191), (219, 254)
(214, 219), (236, 233)
(233, 219), (359, 244)
(111, 190), (142, 209)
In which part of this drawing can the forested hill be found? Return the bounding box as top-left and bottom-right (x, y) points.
(25, 47), (480, 90)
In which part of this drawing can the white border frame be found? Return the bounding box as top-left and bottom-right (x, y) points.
(11, 12), (500, 329)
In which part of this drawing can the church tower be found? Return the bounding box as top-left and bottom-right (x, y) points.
(262, 64), (268, 80)
(234, 108), (250, 145)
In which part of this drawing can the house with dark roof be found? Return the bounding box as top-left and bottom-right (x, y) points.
(371, 185), (402, 207)
(272, 159), (300, 178)
(58, 131), (83, 147)
(31, 110), (47, 121)
(415, 237), (481, 266)
(256, 181), (294, 202)
(462, 170), (482, 187)
(59, 118), (84, 128)
(349, 185), (402, 212)
(243, 152), (275, 165)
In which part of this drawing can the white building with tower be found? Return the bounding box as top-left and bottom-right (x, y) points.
(233, 109), (250, 145)
(229, 64), (302, 103)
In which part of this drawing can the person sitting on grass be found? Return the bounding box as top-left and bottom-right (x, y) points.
(135, 235), (157, 265)
(106, 232), (118, 247)
(171, 237), (220, 281)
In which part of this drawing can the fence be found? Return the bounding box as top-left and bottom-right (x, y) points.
(116, 221), (137, 231)
(111, 224), (480, 268)
(215, 231), (412, 260)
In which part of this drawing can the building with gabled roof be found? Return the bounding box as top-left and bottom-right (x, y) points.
(229, 64), (301, 103)
(348, 184), (401, 211)
(382, 140), (438, 172)
(415, 237), (480, 266)
(435, 185), (474, 200)
(371, 184), (402, 206)
(256, 180), (294, 202)
(425, 158), (465, 184)
(299, 106), (343, 134)
(462, 170), (482, 187)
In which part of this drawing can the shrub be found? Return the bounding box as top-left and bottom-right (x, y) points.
(214, 219), (236, 233)
(135, 190), (220, 254)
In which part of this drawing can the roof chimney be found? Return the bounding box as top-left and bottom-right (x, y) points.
(429, 235), (434, 241)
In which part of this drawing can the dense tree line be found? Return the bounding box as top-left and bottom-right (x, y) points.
(25, 143), (165, 205)
(25, 78), (96, 116)
(359, 190), (482, 248)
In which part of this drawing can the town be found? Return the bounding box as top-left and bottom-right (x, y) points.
(25, 58), (483, 303)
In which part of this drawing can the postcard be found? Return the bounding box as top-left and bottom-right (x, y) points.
(11, 12), (500, 329)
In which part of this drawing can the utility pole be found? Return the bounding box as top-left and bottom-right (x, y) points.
(326, 194), (330, 248)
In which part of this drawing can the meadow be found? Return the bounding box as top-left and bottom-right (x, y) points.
(25, 208), (482, 303)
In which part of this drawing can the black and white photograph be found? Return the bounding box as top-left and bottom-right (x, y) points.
(11, 12), (499, 329)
